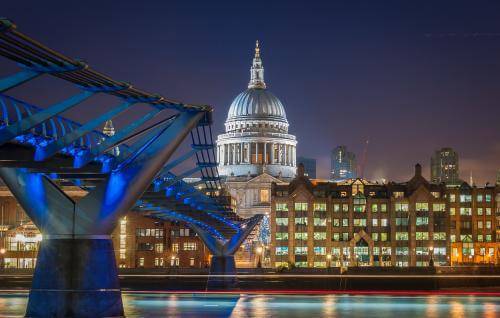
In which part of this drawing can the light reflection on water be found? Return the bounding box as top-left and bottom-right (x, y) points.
(0, 292), (498, 317)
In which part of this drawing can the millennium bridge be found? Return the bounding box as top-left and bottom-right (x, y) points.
(0, 18), (262, 317)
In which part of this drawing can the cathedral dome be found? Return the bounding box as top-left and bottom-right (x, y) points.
(216, 41), (297, 179)
(226, 88), (287, 123)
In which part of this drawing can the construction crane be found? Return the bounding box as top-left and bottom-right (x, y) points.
(358, 139), (370, 179)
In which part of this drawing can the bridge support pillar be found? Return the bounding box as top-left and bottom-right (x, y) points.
(26, 237), (123, 318)
(207, 255), (238, 290)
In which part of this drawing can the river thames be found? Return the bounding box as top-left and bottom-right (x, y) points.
(0, 292), (498, 317)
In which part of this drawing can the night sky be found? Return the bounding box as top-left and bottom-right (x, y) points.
(2, 1), (500, 184)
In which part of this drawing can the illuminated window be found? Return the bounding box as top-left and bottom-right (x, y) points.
(416, 217), (429, 226)
(433, 203), (445, 212)
(381, 233), (388, 241)
(395, 217), (408, 226)
(372, 219), (378, 226)
(433, 232), (446, 240)
(342, 219), (349, 227)
(371, 233), (379, 241)
(276, 203), (288, 211)
(353, 219), (366, 227)
(276, 247), (288, 255)
(342, 204), (349, 212)
(295, 217), (307, 225)
(353, 193), (366, 212)
(332, 218), (340, 227)
(395, 203), (409, 212)
(371, 204), (378, 212)
(332, 233), (340, 241)
(276, 232), (288, 240)
(476, 194), (483, 202)
(485, 208), (492, 215)
(393, 192), (404, 199)
(415, 232), (429, 240)
(260, 189), (270, 203)
(460, 207), (472, 216)
(477, 208), (483, 216)
(449, 194), (456, 202)
(172, 243), (179, 252)
(395, 232), (408, 240)
(416, 202), (429, 211)
(313, 232), (326, 240)
(313, 203), (327, 211)
(459, 194), (471, 203)
(314, 218), (326, 226)
(333, 204), (340, 212)
(155, 243), (164, 253)
(183, 242), (197, 251)
(342, 233), (349, 241)
(294, 232), (308, 240)
(396, 247), (409, 255)
(294, 202), (308, 211)
(295, 247), (308, 255)
(314, 247), (326, 255)
(485, 194), (491, 202)
(380, 219), (388, 227)
(276, 218), (288, 226)
(380, 204), (387, 212)
(449, 208), (456, 215)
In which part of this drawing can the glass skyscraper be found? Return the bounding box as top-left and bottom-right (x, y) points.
(331, 145), (356, 180)
(431, 147), (460, 185)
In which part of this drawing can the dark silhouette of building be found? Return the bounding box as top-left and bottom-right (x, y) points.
(431, 148), (460, 185)
(297, 156), (317, 179)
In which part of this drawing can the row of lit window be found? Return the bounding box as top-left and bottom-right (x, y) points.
(275, 246), (448, 257)
(449, 194), (493, 203)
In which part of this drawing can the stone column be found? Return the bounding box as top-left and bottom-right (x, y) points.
(255, 142), (259, 164)
(284, 144), (288, 166)
(270, 142), (275, 164)
(247, 142), (251, 163)
(263, 142), (267, 164)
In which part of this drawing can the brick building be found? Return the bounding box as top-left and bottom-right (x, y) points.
(270, 164), (500, 268)
(0, 186), (209, 269)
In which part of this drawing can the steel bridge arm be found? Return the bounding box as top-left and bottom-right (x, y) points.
(0, 69), (41, 92)
(223, 215), (263, 255)
(0, 167), (75, 234)
(75, 110), (205, 234)
(73, 108), (165, 168)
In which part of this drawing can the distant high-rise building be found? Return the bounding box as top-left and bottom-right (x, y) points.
(430, 147), (459, 185)
(331, 146), (356, 180)
(297, 156), (316, 178)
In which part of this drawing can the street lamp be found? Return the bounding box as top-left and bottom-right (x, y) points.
(429, 246), (434, 267)
(326, 254), (332, 270)
(256, 246), (263, 268)
(0, 248), (6, 270)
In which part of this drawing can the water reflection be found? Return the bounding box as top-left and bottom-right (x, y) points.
(0, 292), (498, 317)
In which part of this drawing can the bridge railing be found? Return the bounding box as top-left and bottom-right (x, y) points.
(0, 93), (125, 157)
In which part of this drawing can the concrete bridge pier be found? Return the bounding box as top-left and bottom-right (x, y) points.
(207, 255), (238, 290)
(203, 216), (263, 290)
(27, 237), (124, 317)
